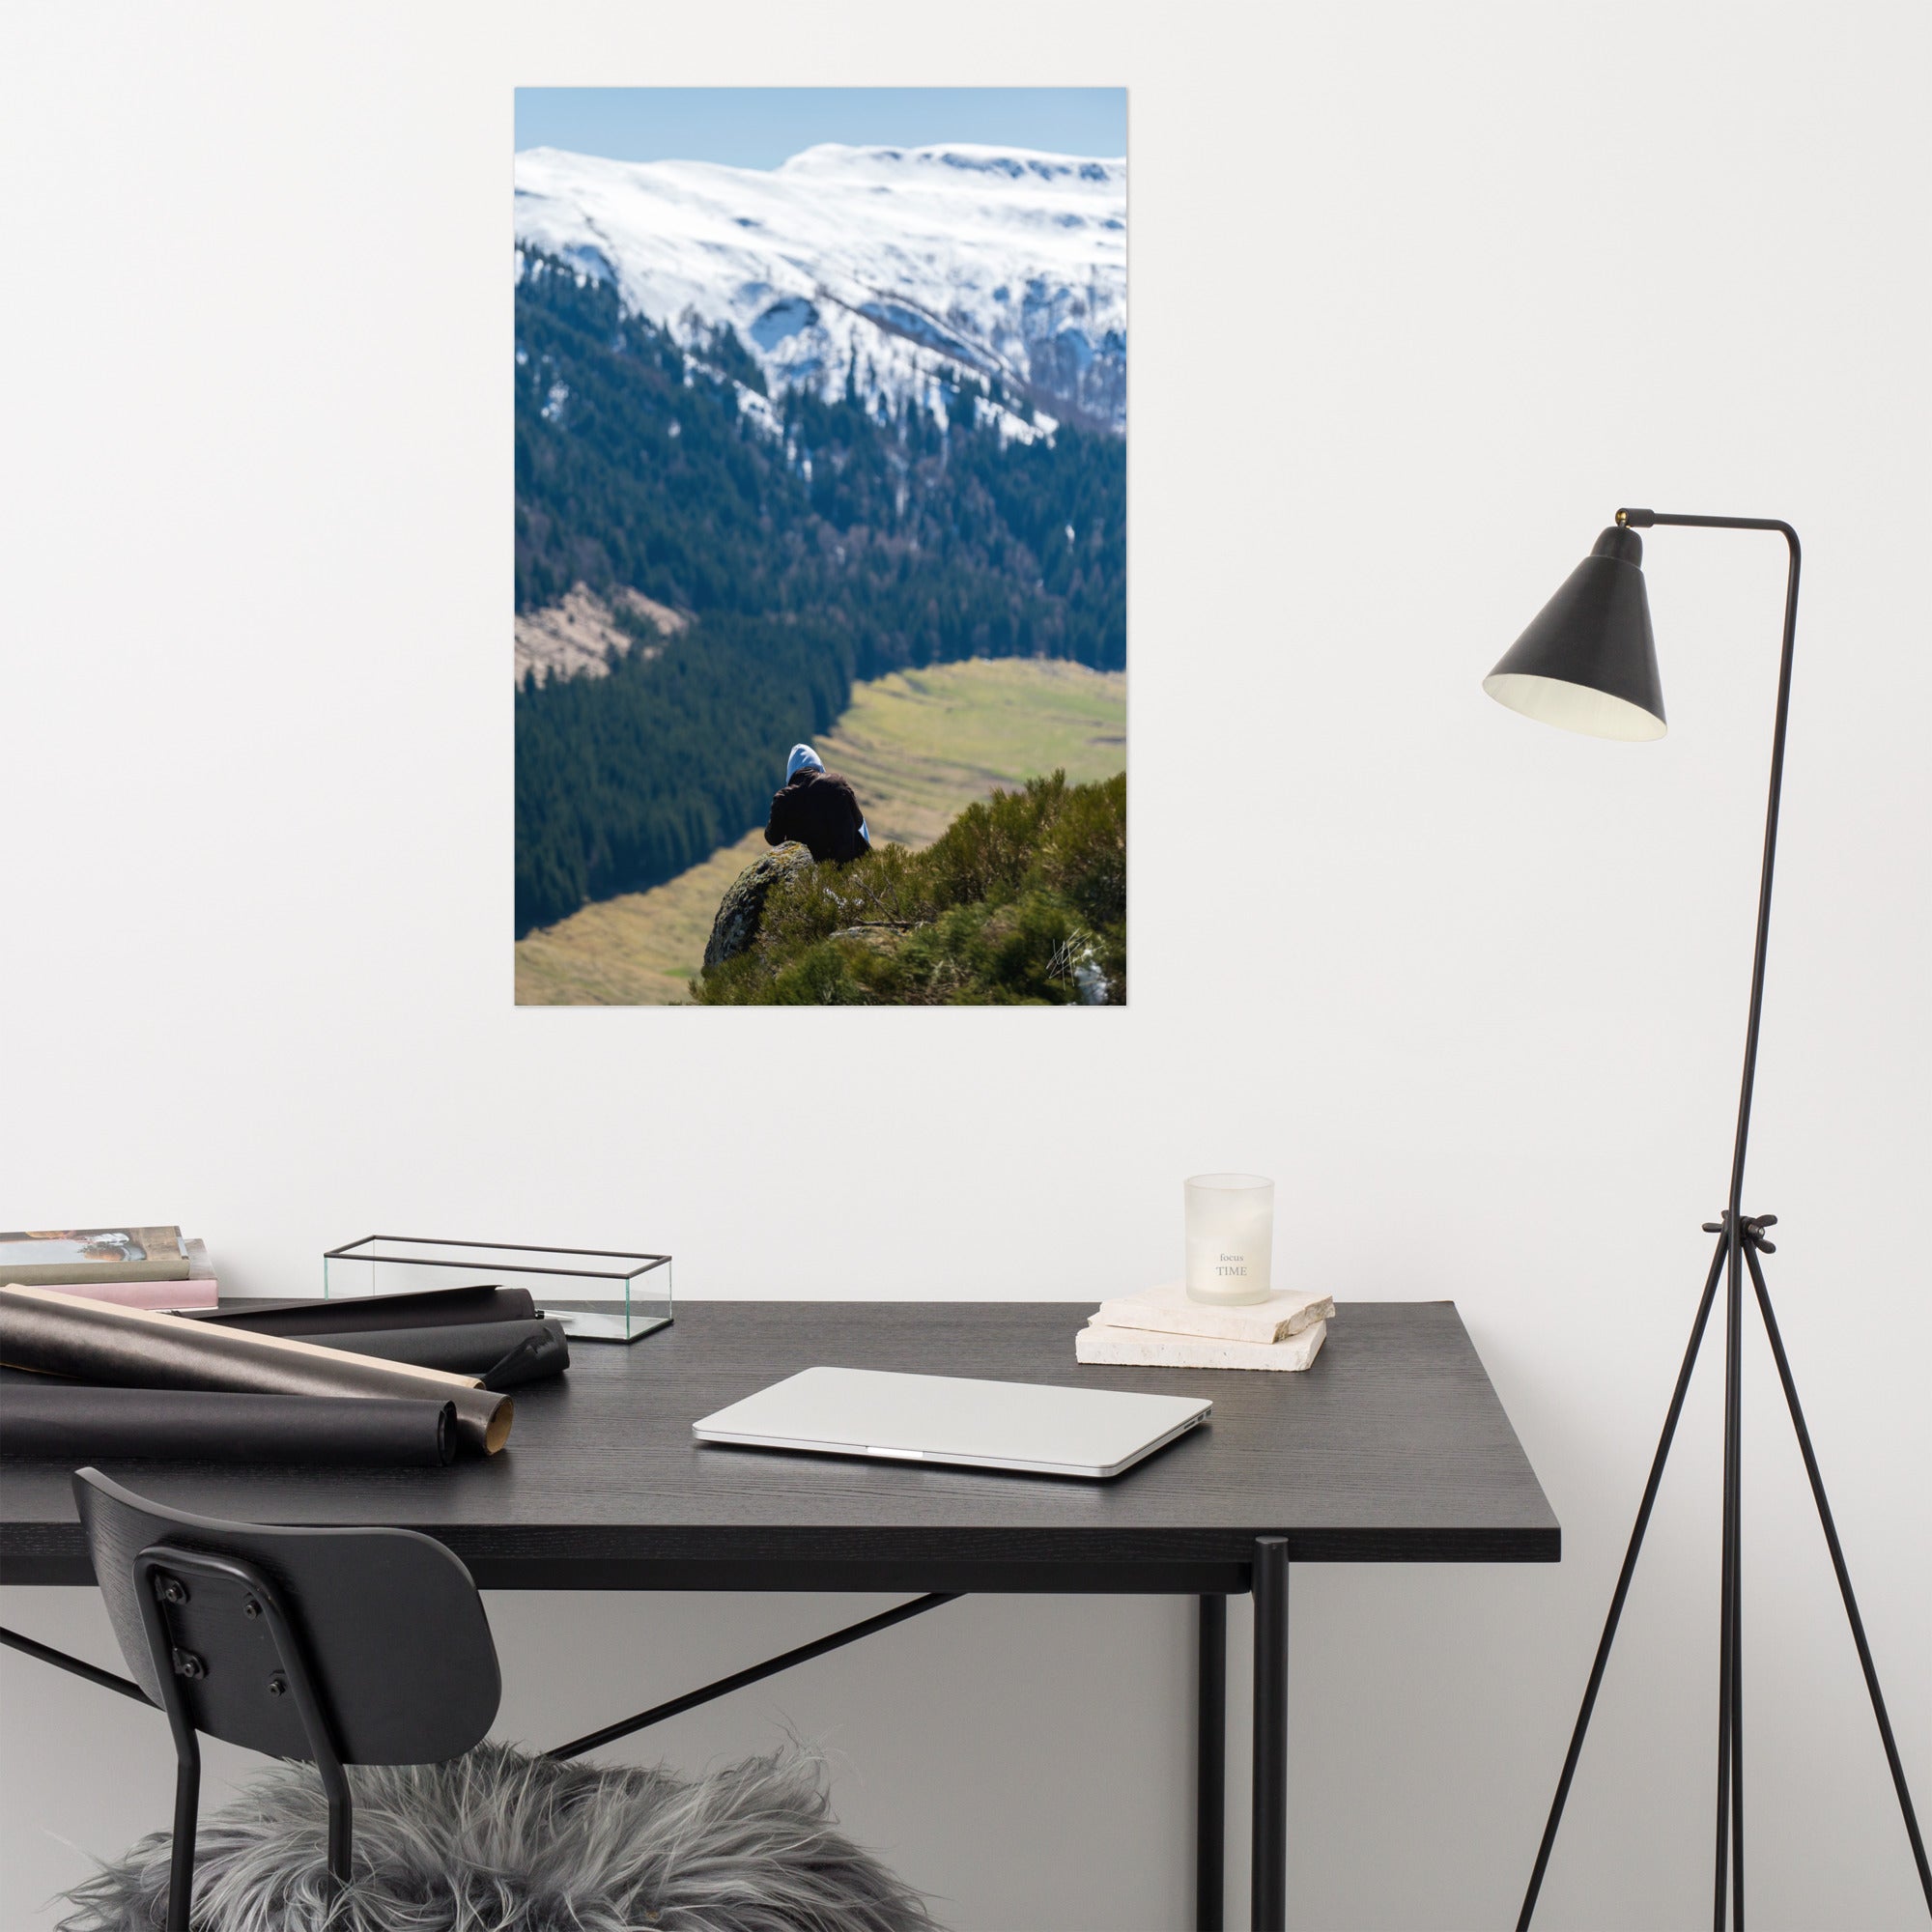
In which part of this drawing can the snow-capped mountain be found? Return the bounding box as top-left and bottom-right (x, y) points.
(513, 142), (1126, 433)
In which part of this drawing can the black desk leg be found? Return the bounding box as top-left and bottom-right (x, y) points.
(1197, 1594), (1227, 1931)
(1252, 1537), (1290, 1932)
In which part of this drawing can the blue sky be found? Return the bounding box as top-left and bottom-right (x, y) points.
(514, 88), (1125, 170)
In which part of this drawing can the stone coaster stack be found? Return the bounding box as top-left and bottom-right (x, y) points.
(1074, 1280), (1333, 1371)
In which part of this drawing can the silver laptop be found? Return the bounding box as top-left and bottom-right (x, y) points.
(692, 1366), (1211, 1480)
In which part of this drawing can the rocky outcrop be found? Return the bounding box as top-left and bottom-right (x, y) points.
(702, 844), (815, 969)
(514, 582), (688, 688)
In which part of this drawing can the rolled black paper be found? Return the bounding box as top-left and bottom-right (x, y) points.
(307, 1318), (568, 1385)
(0, 1385), (456, 1466)
(480, 1334), (551, 1392)
(186, 1284), (538, 1335)
(0, 1286), (513, 1456)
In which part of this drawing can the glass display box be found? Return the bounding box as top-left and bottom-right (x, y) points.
(323, 1237), (671, 1343)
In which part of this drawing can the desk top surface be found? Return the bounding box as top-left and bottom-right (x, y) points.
(0, 1301), (1557, 1591)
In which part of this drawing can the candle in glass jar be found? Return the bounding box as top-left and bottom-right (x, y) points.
(1184, 1173), (1275, 1305)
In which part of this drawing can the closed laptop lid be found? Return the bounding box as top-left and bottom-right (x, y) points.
(693, 1366), (1210, 1478)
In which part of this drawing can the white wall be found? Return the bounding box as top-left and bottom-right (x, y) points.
(2, 4), (1927, 1926)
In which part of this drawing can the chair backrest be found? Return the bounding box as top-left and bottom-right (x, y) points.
(74, 1468), (500, 1766)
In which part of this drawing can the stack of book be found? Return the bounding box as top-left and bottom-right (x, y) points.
(1075, 1279), (1333, 1371)
(0, 1227), (216, 1311)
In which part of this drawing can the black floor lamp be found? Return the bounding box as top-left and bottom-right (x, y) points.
(1484, 510), (1931, 1930)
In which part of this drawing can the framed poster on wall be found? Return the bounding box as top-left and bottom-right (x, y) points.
(513, 88), (1127, 1006)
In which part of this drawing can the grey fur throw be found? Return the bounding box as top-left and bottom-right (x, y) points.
(58, 1741), (937, 1932)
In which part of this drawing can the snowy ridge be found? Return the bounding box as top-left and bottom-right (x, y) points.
(513, 142), (1126, 432)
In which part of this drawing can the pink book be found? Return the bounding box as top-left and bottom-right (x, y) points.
(36, 1277), (219, 1312)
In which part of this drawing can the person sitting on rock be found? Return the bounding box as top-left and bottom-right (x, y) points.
(765, 743), (872, 864)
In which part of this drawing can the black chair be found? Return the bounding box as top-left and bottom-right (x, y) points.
(73, 1466), (501, 1932)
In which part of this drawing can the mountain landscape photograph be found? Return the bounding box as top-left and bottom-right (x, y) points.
(513, 87), (1127, 1005)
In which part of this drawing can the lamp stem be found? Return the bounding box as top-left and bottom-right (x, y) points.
(1719, 521), (1803, 1221)
(1614, 512), (1802, 1221)
(1624, 513), (1800, 1932)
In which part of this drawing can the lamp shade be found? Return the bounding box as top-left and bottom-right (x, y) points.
(1484, 526), (1666, 741)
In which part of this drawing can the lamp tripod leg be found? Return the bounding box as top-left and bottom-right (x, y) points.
(1731, 1245), (1746, 1925)
(1743, 1241), (1932, 1914)
(1518, 1230), (1731, 1931)
(1714, 1225), (1747, 1930)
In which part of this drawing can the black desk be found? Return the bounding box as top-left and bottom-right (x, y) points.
(0, 1300), (1558, 1929)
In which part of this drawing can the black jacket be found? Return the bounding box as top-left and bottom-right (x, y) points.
(765, 767), (871, 864)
